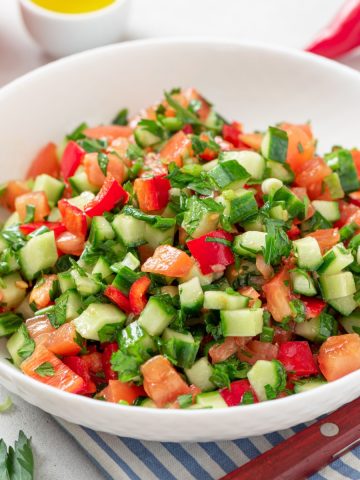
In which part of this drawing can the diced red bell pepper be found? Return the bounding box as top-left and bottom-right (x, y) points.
(277, 341), (319, 377)
(302, 297), (326, 319)
(129, 276), (151, 315)
(61, 141), (85, 181)
(58, 198), (88, 238)
(62, 356), (96, 395)
(222, 122), (244, 148)
(102, 342), (118, 382)
(19, 221), (66, 237)
(220, 380), (258, 406)
(104, 285), (132, 314)
(182, 124), (193, 134)
(84, 174), (129, 217)
(187, 230), (234, 275)
(287, 224), (301, 240)
(133, 175), (171, 212)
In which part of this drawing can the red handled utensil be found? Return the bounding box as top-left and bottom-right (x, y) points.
(219, 397), (360, 480)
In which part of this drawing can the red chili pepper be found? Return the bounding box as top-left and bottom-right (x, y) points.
(84, 175), (129, 217)
(61, 141), (86, 180)
(58, 198), (88, 238)
(277, 341), (319, 377)
(220, 379), (258, 406)
(102, 342), (118, 382)
(19, 221), (66, 237)
(129, 276), (151, 315)
(302, 297), (326, 319)
(62, 356), (96, 395)
(187, 230), (235, 275)
(104, 285), (132, 314)
(306, 0), (360, 59)
(133, 175), (171, 212)
(287, 224), (301, 240)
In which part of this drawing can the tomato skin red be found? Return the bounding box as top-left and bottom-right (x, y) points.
(277, 341), (319, 377)
(56, 231), (85, 256)
(302, 297), (326, 319)
(102, 342), (118, 382)
(61, 141), (85, 181)
(63, 355), (96, 395)
(209, 336), (249, 364)
(222, 123), (243, 148)
(159, 130), (192, 167)
(238, 340), (279, 365)
(29, 274), (58, 309)
(0, 181), (30, 211)
(220, 380), (258, 406)
(280, 123), (315, 173)
(58, 199), (87, 238)
(348, 191), (360, 207)
(318, 334), (360, 381)
(295, 158), (332, 199)
(101, 380), (145, 404)
(45, 322), (82, 357)
(84, 125), (132, 141)
(129, 276), (151, 315)
(26, 142), (59, 179)
(262, 266), (292, 323)
(287, 224), (301, 240)
(187, 230), (234, 275)
(134, 175), (170, 212)
(142, 245), (193, 278)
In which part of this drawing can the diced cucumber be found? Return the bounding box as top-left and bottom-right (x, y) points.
(295, 314), (337, 342)
(32, 174), (65, 205)
(220, 189), (258, 225)
(219, 151), (265, 180)
(89, 216), (115, 246)
(144, 224), (175, 249)
(68, 170), (99, 194)
(241, 214), (265, 232)
(317, 243), (354, 275)
(47, 207), (61, 222)
(203, 291), (249, 310)
(161, 328), (200, 368)
(290, 270), (317, 296)
(134, 126), (162, 147)
(269, 202), (288, 221)
(92, 257), (113, 280)
(0, 248), (20, 273)
(71, 269), (102, 296)
(195, 391), (228, 409)
(6, 324), (34, 367)
(182, 196), (220, 238)
(323, 173), (344, 200)
(320, 271), (356, 300)
(207, 160), (250, 191)
(119, 320), (157, 357)
(58, 271), (76, 293)
(111, 266), (140, 294)
(19, 231), (58, 280)
(112, 214), (146, 247)
(63, 290), (83, 321)
(247, 359), (286, 402)
(261, 127), (288, 164)
(325, 148), (360, 193)
(138, 296), (176, 336)
(294, 378), (327, 394)
(74, 303), (126, 341)
(328, 295), (357, 316)
(312, 200), (340, 222)
(184, 357), (215, 392)
(179, 277), (204, 314)
(293, 237), (323, 270)
(339, 310), (360, 334)
(0, 236), (9, 255)
(120, 252), (140, 271)
(179, 263), (215, 286)
(266, 160), (294, 183)
(233, 231), (266, 258)
(138, 398), (157, 408)
(272, 186), (304, 219)
(68, 191), (95, 210)
(3, 212), (20, 229)
(220, 308), (263, 336)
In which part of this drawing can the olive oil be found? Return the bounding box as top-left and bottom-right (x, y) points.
(31, 0), (116, 14)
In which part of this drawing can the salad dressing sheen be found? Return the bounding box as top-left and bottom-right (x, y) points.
(31, 0), (115, 14)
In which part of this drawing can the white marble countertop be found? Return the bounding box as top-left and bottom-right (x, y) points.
(0, 0), (359, 478)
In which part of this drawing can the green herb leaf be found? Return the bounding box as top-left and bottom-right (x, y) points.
(297, 142), (304, 153)
(122, 206), (176, 231)
(24, 205), (35, 224)
(66, 122), (88, 141)
(263, 219), (291, 266)
(164, 92), (202, 126)
(264, 384), (277, 400)
(0, 439), (10, 480)
(0, 313), (23, 337)
(241, 391), (255, 405)
(289, 299), (306, 323)
(34, 361), (55, 377)
(17, 325), (35, 361)
(205, 237), (232, 247)
(1, 226), (26, 251)
(177, 394), (193, 409)
(210, 356), (250, 389)
(97, 152), (109, 176)
(8, 431), (34, 480)
(112, 108), (128, 126)
(126, 144), (144, 161)
(98, 323), (122, 343)
(78, 137), (107, 153)
(137, 119), (165, 139)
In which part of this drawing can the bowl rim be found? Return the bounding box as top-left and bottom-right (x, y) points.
(0, 37), (359, 419)
(18, 0), (128, 20)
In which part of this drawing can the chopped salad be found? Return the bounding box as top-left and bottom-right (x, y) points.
(1, 87), (360, 409)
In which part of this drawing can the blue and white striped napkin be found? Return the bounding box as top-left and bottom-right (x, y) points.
(55, 417), (360, 480)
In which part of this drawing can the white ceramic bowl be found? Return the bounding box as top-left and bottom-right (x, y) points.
(19, 0), (130, 58)
(0, 39), (360, 441)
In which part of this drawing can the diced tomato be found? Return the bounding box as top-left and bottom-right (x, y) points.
(280, 123), (315, 173)
(348, 191), (360, 207)
(61, 141), (85, 181)
(141, 355), (191, 407)
(58, 199), (87, 238)
(109, 137), (131, 166)
(220, 380), (258, 406)
(56, 231), (85, 256)
(26, 315), (56, 345)
(256, 254), (274, 281)
(222, 123), (242, 148)
(129, 276), (151, 315)
(237, 340), (279, 365)
(104, 286), (132, 314)
(26, 142), (59, 179)
(84, 125), (132, 141)
(182, 124), (193, 134)
(82, 352), (103, 374)
(84, 175), (129, 217)
(302, 297), (326, 319)
(306, 228), (340, 254)
(209, 336), (250, 364)
(198, 133), (218, 161)
(29, 274), (57, 309)
(83, 152), (127, 188)
(101, 380), (145, 404)
(134, 175), (170, 212)
(21, 345), (85, 393)
(336, 201), (359, 228)
(318, 334), (360, 381)
(159, 130), (192, 167)
(262, 265), (292, 322)
(287, 223), (301, 240)
(239, 133), (263, 151)
(0, 181), (30, 211)
(277, 341), (319, 377)
(15, 191), (50, 222)
(273, 326), (294, 345)
(20, 221), (66, 237)
(187, 230), (234, 275)
(45, 322), (81, 357)
(62, 355), (96, 395)
(238, 286), (260, 300)
(352, 149), (360, 178)
(295, 158), (332, 200)
(137, 244), (155, 264)
(142, 245), (194, 277)
(102, 342), (118, 382)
